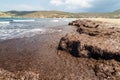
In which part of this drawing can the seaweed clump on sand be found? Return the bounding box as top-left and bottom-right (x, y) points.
(58, 19), (120, 80)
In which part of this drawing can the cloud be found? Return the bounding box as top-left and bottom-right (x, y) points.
(65, 0), (93, 9)
(86, 0), (120, 12)
(50, 0), (64, 6)
(50, 0), (120, 12)
(50, 0), (93, 10)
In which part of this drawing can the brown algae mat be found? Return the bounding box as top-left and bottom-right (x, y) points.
(58, 19), (120, 80)
(0, 19), (120, 80)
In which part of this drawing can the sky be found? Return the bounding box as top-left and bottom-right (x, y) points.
(0, 0), (120, 12)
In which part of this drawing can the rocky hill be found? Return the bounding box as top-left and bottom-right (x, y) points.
(20, 10), (120, 18)
(22, 11), (75, 18)
(6, 10), (37, 16)
(2, 9), (120, 18)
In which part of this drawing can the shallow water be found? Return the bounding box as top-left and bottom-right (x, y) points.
(0, 18), (76, 40)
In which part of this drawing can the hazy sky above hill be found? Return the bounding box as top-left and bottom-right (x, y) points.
(0, 0), (120, 12)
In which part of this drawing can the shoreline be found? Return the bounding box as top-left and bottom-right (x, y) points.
(0, 25), (77, 79)
(0, 19), (120, 79)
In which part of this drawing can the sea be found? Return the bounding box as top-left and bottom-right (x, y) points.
(0, 18), (76, 40)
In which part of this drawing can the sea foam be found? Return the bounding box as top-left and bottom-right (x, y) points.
(11, 19), (35, 22)
(0, 21), (10, 24)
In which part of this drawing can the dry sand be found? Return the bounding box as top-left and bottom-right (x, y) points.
(86, 18), (120, 26)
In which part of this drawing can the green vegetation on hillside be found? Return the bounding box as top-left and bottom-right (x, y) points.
(6, 10), (37, 16)
(22, 11), (75, 18)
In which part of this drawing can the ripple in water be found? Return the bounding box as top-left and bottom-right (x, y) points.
(0, 18), (76, 40)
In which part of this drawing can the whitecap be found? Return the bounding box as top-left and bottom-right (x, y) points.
(0, 28), (45, 40)
(51, 19), (59, 22)
(0, 21), (10, 24)
(11, 19), (35, 22)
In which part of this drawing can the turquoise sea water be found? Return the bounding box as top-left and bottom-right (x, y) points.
(0, 18), (76, 40)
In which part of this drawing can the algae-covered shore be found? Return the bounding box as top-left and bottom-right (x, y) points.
(0, 18), (120, 80)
